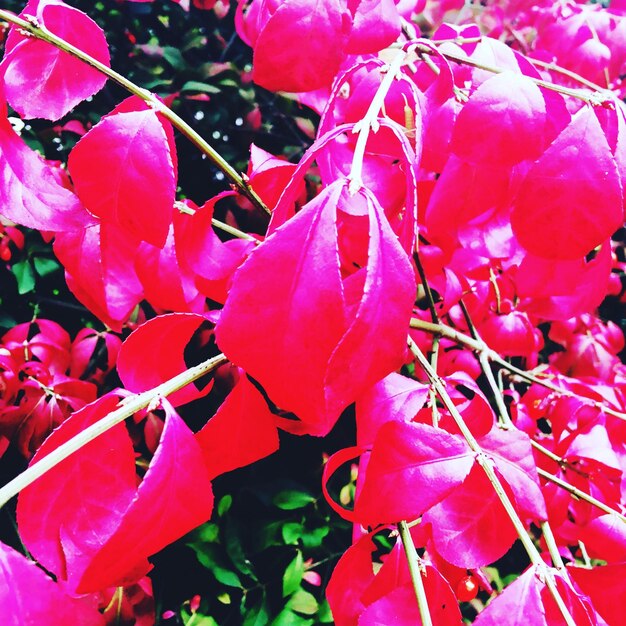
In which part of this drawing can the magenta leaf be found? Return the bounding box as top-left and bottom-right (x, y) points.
(68, 97), (176, 248)
(17, 393), (137, 589)
(451, 71), (547, 165)
(356, 372), (429, 446)
(424, 465), (518, 568)
(354, 421), (474, 526)
(569, 562), (626, 625)
(2, 0), (110, 121)
(77, 399), (214, 592)
(195, 371), (279, 479)
(251, 0), (352, 92)
(53, 221), (144, 332)
(216, 179), (415, 435)
(0, 542), (104, 625)
(326, 534), (376, 626)
(479, 426), (547, 521)
(0, 90), (93, 231)
(117, 313), (214, 406)
(511, 105), (622, 259)
(346, 0), (401, 54)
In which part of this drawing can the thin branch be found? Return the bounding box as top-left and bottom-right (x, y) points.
(398, 521), (433, 626)
(0, 353), (228, 509)
(409, 338), (577, 626)
(537, 468), (626, 524)
(409, 317), (626, 421)
(0, 9), (271, 216)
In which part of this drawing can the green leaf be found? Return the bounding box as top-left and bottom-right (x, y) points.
(181, 80), (221, 95)
(12, 259), (36, 294)
(300, 525), (329, 549)
(224, 523), (256, 579)
(270, 609), (314, 626)
(242, 596), (270, 626)
(281, 522), (303, 545)
(32, 256), (60, 277)
(286, 590), (318, 616)
(273, 490), (316, 511)
(317, 599), (334, 623)
(187, 522), (220, 545)
(162, 46), (186, 70)
(282, 551), (303, 598)
(217, 494), (233, 517)
(189, 544), (242, 588)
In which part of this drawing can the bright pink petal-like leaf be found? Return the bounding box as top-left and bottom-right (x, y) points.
(135, 211), (206, 313)
(77, 399), (214, 592)
(354, 421), (474, 526)
(216, 179), (414, 435)
(569, 562), (626, 626)
(17, 393), (136, 588)
(424, 464), (518, 568)
(2, 0), (110, 121)
(0, 91), (93, 231)
(577, 513), (626, 562)
(451, 72), (547, 165)
(252, 0), (352, 92)
(53, 221), (143, 332)
(479, 426), (547, 521)
(346, 0), (401, 54)
(474, 566), (595, 626)
(356, 372), (429, 446)
(511, 106), (622, 260)
(178, 193), (255, 303)
(68, 98), (176, 248)
(117, 313), (213, 406)
(195, 372), (279, 478)
(0, 542), (104, 625)
(326, 534), (376, 626)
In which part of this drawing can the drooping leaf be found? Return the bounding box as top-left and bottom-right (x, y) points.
(0, 541), (104, 625)
(451, 71), (547, 165)
(2, 0), (110, 121)
(68, 96), (176, 248)
(195, 372), (279, 478)
(216, 179), (414, 435)
(117, 313), (214, 407)
(77, 398), (214, 592)
(511, 105), (622, 259)
(250, 0), (352, 93)
(53, 221), (143, 332)
(354, 421), (474, 526)
(0, 88), (93, 232)
(17, 393), (137, 589)
(424, 464), (518, 568)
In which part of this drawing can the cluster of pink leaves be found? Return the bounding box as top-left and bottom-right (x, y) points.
(1, 0), (626, 623)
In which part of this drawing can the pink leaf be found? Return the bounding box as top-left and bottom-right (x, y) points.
(0, 542), (104, 625)
(326, 534), (376, 626)
(346, 0), (401, 54)
(424, 464), (518, 568)
(77, 399), (214, 592)
(479, 426), (547, 521)
(511, 106), (622, 259)
(117, 313), (214, 406)
(354, 421), (474, 526)
(216, 179), (415, 435)
(474, 566), (595, 626)
(17, 394), (137, 589)
(2, 0), (110, 121)
(569, 562), (626, 626)
(195, 371), (279, 479)
(251, 0), (352, 92)
(53, 221), (144, 332)
(0, 89), (93, 231)
(68, 97), (176, 248)
(356, 372), (429, 446)
(451, 72), (547, 165)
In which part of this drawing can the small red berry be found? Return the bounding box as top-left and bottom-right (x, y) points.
(0, 242), (11, 262)
(456, 574), (478, 602)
